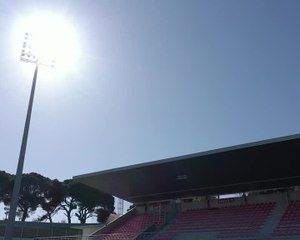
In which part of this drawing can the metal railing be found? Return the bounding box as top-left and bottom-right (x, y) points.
(33, 231), (300, 240)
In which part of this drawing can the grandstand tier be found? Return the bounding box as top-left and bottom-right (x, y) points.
(88, 191), (300, 240)
(72, 134), (300, 240)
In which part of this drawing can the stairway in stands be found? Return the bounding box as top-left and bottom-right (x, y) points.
(273, 200), (300, 237)
(258, 201), (288, 238)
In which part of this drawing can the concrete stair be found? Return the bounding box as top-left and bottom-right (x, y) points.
(258, 201), (288, 238)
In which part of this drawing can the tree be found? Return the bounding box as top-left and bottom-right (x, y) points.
(0, 171), (12, 201)
(60, 180), (77, 224)
(60, 180), (115, 224)
(70, 182), (114, 224)
(39, 179), (64, 223)
(1, 171), (115, 224)
(3, 173), (46, 221)
(0, 171), (13, 220)
(60, 196), (77, 224)
(96, 208), (110, 223)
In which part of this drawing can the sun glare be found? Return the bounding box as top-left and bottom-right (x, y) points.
(15, 12), (80, 74)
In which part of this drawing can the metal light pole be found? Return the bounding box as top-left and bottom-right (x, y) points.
(4, 33), (53, 240)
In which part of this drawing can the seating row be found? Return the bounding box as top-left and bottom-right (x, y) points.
(153, 203), (275, 239)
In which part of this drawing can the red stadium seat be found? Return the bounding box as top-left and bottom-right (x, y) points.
(153, 203), (275, 240)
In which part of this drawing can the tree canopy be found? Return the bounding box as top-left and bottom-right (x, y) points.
(0, 171), (115, 223)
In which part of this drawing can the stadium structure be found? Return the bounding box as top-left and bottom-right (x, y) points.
(72, 134), (300, 240)
(2, 134), (300, 240)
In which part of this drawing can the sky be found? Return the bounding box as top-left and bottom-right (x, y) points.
(1, 0), (300, 184)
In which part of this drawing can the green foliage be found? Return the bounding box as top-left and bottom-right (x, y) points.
(96, 208), (110, 223)
(0, 172), (114, 223)
(0, 171), (13, 203)
(65, 181), (115, 223)
(39, 179), (64, 223)
(5, 173), (48, 221)
(59, 180), (78, 224)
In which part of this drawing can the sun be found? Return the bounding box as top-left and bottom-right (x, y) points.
(15, 12), (80, 74)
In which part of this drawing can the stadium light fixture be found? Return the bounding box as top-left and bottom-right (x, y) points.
(21, 32), (55, 67)
(4, 31), (55, 240)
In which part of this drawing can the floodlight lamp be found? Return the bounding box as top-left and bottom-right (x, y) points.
(20, 32), (38, 64)
(20, 32), (55, 67)
(16, 13), (79, 73)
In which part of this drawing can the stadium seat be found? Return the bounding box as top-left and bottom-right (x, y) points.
(273, 200), (300, 237)
(94, 214), (154, 240)
(153, 203), (275, 240)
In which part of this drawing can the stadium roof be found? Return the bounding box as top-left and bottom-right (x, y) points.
(73, 134), (300, 203)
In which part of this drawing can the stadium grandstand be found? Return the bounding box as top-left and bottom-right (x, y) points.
(5, 134), (299, 240)
(71, 134), (300, 240)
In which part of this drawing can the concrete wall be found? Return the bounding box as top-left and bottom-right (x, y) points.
(247, 191), (288, 204)
(210, 197), (244, 208)
(181, 198), (207, 212)
(75, 224), (104, 237)
(179, 191), (300, 212)
(289, 190), (300, 200)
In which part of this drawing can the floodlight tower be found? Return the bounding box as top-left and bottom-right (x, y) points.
(4, 33), (54, 240)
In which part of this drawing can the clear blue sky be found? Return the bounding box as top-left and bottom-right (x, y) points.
(1, 0), (300, 181)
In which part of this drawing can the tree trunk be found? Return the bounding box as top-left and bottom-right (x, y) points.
(67, 211), (72, 224)
(21, 208), (28, 221)
(48, 212), (53, 223)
